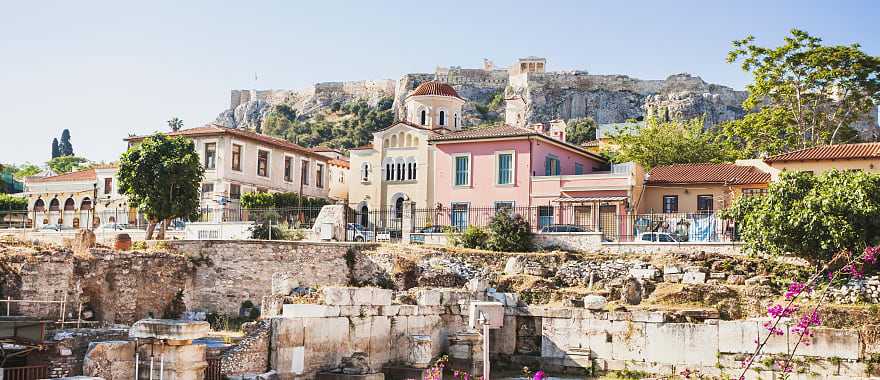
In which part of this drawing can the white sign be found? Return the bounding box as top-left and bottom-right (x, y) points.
(291, 346), (305, 375)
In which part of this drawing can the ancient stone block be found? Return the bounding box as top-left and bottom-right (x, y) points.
(583, 295), (607, 310)
(129, 319), (210, 341)
(323, 287), (354, 306)
(282, 304), (341, 318)
(682, 272), (707, 284)
(415, 289), (441, 306)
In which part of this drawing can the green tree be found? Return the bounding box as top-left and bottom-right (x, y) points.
(47, 156), (89, 173)
(51, 138), (60, 159)
(722, 170), (880, 264)
(728, 29), (880, 146)
(487, 212), (532, 252)
(1, 163), (40, 180)
(59, 129), (74, 156)
(714, 106), (801, 159)
(565, 118), (597, 145)
(117, 134), (204, 240)
(0, 194), (27, 210)
(167, 117), (184, 132)
(612, 117), (733, 169)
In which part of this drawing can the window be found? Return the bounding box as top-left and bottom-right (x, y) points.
(201, 183), (214, 198)
(697, 195), (714, 212)
(395, 197), (404, 219)
(301, 160), (310, 185)
(284, 157), (293, 182)
(231, 144), (242, 171)
(575, 163), (584, 175)
(662, 195), (678, 213)
(204, 143), (216, 170)
(451, 203), (469, 231)
(361, 163), (370, 182)
(420, 110), (427, 125)
(316, 163), (324, 188)
(439, 111), (446, 126)
(497, 153), (513, 185)
(454, 113), (459, 128)
(495, 201), (514, 213)
(257, 150), (269, 177)
(104, 177), (112, 195)
(538, 206), (554, 228)
(742, 188), (767, 197)
(454, 155), (470, 186)
(229, 184), (241, 199)
(544, 155), (560, 176)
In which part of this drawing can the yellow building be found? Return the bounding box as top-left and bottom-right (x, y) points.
(637, 163), (770, 214)
(761, 142), (880, 179)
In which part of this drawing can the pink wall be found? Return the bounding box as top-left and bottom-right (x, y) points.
(433, 140), (532, 208)
(530, 139), (603, 176)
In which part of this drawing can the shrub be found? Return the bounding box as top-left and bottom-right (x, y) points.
(251, 222), (283, 240)
(487, 212), (532, 252)
(240, 192), (275, 209)
(454, 226), (489, 249)
(0, 194), (27, 211)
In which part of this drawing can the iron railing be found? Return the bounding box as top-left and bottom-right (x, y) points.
(2, 365), (48, 380)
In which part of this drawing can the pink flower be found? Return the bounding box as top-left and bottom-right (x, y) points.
(846, 264), (864, 279)
(532, 370), (545, 380)
(784, 282), (811, 300)
(865, 246), (878, 264)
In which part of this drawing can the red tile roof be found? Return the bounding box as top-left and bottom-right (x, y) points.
(409, 81), (462, 99)
(328, 159), (350, 168)
(429, 124), (607, 162)
(311, 146), (341, 153)
(647, 163), (770, 185)
(764, 142), (880, 162)
(350, 144), (373, 151)
(125, 125), (327, 161)
(29, 168), (97, 183)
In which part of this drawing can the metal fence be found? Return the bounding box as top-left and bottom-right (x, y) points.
(196, 207), (325, 229)
(411, 205), (735, 243)
(1, 365), (48, 380)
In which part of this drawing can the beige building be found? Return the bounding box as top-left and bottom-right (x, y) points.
(638, 163), (771, 214)
(327, 159), (349, 202)
(23, 165), (128, 228)
(126, 125), (332, 208)
(347, 81), (465, 222)
(760, 142), (880, 179)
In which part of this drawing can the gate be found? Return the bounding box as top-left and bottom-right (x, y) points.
(2, 365), (48, 380)
(205, 357), (222, 380)
(344, 205), (402, 242)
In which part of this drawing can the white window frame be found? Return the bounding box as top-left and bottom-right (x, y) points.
(230, 140), (246, 173)
(452, 153), (471, 187)
(299, 158), (311, 186)
(283, 154), (296, 183)
(494, 150), (515, 186)
(256, 147), (271, 178)
(361, 162), (371, 183)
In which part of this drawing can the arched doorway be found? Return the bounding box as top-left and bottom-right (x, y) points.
(395, 197), (404, 220)
(48, 199), (60, 211)
(33, 199), (45, 212)
(360, 205), (369, 227)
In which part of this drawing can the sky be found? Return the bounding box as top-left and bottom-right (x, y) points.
(1, 0), (878, 166)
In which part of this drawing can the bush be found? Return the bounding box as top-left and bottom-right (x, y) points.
(487, 212), (532, 252)
(0, 194), (27, 211)
(454, 226), (489, 249)
(240, 192), (275, 209)
(251, 222), (283, 240)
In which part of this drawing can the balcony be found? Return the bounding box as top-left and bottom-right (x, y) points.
(531, 163), (635, 195)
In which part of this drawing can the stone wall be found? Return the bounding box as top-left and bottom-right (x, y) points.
(599, 242), (743, 255)
(29, 328), (129, 378)
(166, 240), (380, 315)
(533, 232), (603, 252)
(220, 319), (271, 376)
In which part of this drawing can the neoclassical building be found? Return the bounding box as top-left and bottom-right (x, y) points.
(24, 165), (128, 228)
(347, 81), (465, 224)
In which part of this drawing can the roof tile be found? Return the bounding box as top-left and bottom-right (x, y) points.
(409, 81), (462, 99)
(764, 142), (880, 162)
(29, 168), (97, 183)
(647, 163), (770, 185)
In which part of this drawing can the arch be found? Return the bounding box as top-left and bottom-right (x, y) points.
(413, 137), (419, 146)
(63, 198), (76, 211)
(406, 157), (418, 180)
(439, 110), (446, 126)
(360, 162), (371, 182)
(383, 158), (394, 181)
(395, 158), (405, 181)
(49, 198), (60, 211)
(405, 134), (413, 147)
(454, 113), (459, 129)
(80, 197), (92, 211)
(357, 202), (369, 227)
(398, 132), (405, 147)
(420, 109), (427, 125)
(383, 138), (389, 147)
(390, 134), (397, 147)
(390, 193), (408, 220)
(34, 199), (45, 212)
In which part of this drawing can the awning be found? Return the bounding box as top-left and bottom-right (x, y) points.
(551, 196), (628, 202)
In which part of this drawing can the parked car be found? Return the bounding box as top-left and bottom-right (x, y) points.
(39, 224), (71, 231)
(540, 224), (589, 233)
(420, 225), (449, 234)
(97, 223), (128, 231)
(639, 232), (679, 243)
(346, 223), (375, 242)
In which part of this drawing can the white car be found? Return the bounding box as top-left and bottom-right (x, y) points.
(639, 232), (679, 243)
(346, 223), (375, 242)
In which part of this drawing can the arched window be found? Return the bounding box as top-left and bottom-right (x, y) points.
(411, 160), (418, 180)
(390, 135), (397, 147)
(383, 138), (389, 147)
(49, 198), (60, 211)
(396, 160), (404, 181)
(360, 205), (369, 227)
(361, 163), (370, 182)
(64, 198), (76, 211)
(454, 113), (459, 128)
(33, 199), (45, 212)
(439, 111), (446, 126)
(384, 159), (393, 181)
(420, 109), (427, 125)
(80, 197), (92, 211)
(405, 134), (412, 147)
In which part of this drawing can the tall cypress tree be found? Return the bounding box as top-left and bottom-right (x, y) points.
(59, 129), (74, 156)
(51, 138), (60, 159)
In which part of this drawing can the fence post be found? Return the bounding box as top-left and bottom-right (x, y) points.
(401, 201), (416, 244)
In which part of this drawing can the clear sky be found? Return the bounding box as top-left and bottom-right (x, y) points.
(2, 0), (878, 166)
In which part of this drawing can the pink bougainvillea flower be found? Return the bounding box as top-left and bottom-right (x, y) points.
(532, 370), (545, 380)
(864, 246), (878, 264)
(784, 282), (811, 300)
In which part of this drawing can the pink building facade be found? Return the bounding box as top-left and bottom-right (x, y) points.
(429, 125), (640, 237)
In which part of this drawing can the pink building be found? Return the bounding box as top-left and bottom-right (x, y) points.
(429, 124), (641, 237)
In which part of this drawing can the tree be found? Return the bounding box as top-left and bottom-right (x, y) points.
(487, 212), (532, 252)
(0, 194), (27, 210)
(1, 163), (40, 180)
(59, 129), (74, 156)
(117, 134), (204, 240)
(714, 106), (801, 159)
(46, 156), (89, 173)
(51, 138), (60, 159)
(728, 29), (880, 146)
(612, 117), (733, 169)
(167, 117), (184, 132)
(722, 170), (880, 264)
(565, 118), (597, 145)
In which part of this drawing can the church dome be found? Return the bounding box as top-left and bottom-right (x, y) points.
(409, 81), (462, 99)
